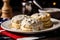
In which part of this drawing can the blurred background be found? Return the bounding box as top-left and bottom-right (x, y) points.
(0, 0), (60, 11)
(0, 0), (60, 19)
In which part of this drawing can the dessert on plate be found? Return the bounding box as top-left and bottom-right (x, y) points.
(11, 15), (30, 29)
(10, 15), (43, 31)
(31, 12), (52, 28)
(20, 18), (43, 31)
(10, 12), (53, 32)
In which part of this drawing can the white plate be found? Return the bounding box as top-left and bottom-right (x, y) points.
(1, 18), (60, 34)
(39, 8), (60, 12)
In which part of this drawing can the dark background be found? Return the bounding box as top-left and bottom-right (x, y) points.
(0, 0), (60, 11)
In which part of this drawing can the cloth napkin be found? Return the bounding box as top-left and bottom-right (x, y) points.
(0, 27), (26, 40)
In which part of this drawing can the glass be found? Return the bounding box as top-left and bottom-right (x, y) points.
(22, 1), (32, 15)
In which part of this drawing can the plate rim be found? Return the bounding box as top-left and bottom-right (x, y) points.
(39, 8), (60, 12)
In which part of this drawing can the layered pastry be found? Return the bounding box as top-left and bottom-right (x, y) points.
(31, 12), (52, 28)
(11, 15), (30, 29)
(20, 18), (43, 31)
(31, 13), (50, 21)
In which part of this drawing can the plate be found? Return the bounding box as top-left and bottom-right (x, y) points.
(39, 8), (60, 12)
(1, 18), (60, 34)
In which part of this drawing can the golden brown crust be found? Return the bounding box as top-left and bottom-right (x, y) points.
(10, 23), (20, 29)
